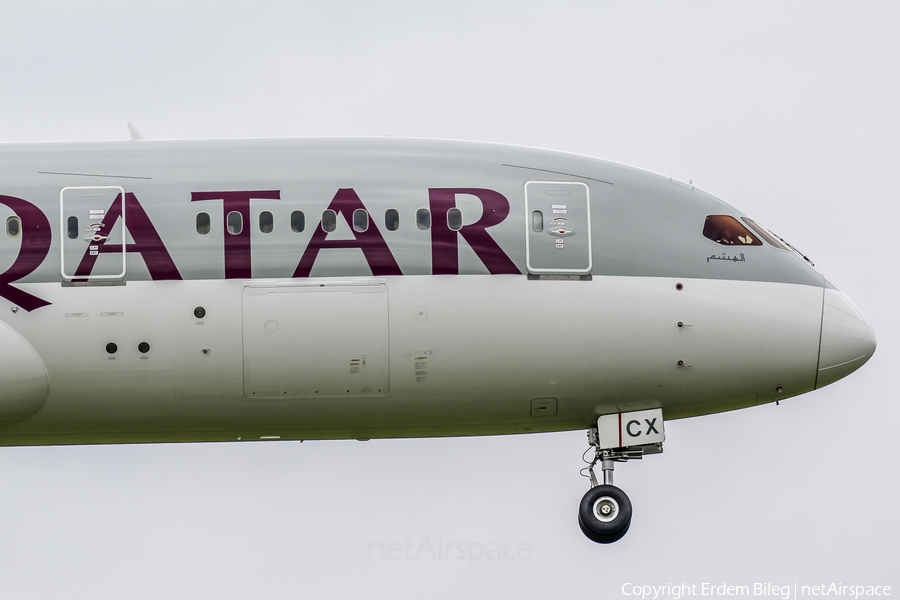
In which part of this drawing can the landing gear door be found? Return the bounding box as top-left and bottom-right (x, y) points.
(525, 181), (591, 275)
(597, 409), (665, 450)
(60, 186), (126, 281)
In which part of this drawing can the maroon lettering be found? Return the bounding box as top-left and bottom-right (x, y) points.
(293, 189), (402, 277)
(428, 188), (519, 275)
(0, 195), (52, 311)
(191, 191), (280, 279)
(75, 193), (182, 281)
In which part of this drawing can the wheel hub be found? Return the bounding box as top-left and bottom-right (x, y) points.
(593, 496), (619, 523)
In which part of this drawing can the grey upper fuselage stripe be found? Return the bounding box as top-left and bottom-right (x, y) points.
(0, 137), (825, 290)
(38, 171), (153, 180)
(502, 164), (615, 185)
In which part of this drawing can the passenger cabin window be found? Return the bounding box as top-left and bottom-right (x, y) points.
(322, 210), (337, 233)
(196, 212), (211, 235)
(416, 209), (431, 231)
(259, 211), (274, 234)
(447, 208), (463, 231)
(702, 215), (761, 246)
(353, 209), (369, 232)
(385, 209), (399, 231)
(6, 216), (21, 238)
(67, 216), (78, 239)
(227, 211), (243, 235)
(291, 211), (305, 233)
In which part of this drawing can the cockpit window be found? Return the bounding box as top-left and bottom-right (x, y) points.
(743, 217), (814, 265)
(702, 215), (762, 246)
(741, 218), (792, 251)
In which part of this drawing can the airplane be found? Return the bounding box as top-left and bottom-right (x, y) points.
(0, 130), (876, 543)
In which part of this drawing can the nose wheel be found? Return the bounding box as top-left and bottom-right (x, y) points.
(578, 427), (662, 544)
(578, 484), (632, 544)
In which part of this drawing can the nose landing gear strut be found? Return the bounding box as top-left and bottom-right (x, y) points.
(579, 425), (663, 544)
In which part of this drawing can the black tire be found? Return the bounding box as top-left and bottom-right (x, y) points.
(578, 485), (632, 544)
(579, 510), (631, 544)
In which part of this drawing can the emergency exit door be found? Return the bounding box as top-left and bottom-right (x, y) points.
(60, 186), (126, 281)
(525, 181), (592, 274)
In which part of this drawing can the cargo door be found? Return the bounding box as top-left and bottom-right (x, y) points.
(242, 280), (390, 398)
(60, 186), (126, 281)
(525, 181), (591, 275)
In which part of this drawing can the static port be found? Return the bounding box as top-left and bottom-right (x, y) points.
(106, 343), (118, 354)
(194, 306), (206, 319)
(138, 342), (150, 354)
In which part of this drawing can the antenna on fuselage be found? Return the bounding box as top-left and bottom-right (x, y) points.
(127, 123), (145, 141)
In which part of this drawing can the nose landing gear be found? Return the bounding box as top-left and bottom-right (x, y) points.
(579, 426), (662, 544)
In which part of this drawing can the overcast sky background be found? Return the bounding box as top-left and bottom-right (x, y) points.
(0, 1), (897, 598)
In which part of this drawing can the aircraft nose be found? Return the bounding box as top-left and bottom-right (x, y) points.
(816, 287), (876, 388)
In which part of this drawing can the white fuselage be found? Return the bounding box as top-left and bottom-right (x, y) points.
(0, 137), (875, 445)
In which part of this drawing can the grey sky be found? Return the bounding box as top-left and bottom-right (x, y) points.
(0, 1), (896, 598)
